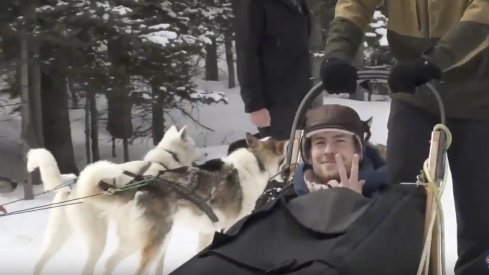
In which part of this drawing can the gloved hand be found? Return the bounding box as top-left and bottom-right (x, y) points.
(388, 58), (442, 94)
(320, 58), (357, 94)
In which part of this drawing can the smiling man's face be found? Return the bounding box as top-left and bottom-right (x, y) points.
(308, 130), (358, 183)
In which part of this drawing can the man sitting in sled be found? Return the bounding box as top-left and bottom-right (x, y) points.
(170, 104), (426, 275)
(293, 104), (387, 197)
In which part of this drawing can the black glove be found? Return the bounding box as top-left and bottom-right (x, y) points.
(320, 58), (357, 94)
(388, 58), (442, 94)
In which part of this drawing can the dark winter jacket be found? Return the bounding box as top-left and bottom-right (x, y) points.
(171, 184), (427, 275)
(293, 145), (387, 198)
(325, 0), (489, 119)
(234, 0), (312, 113)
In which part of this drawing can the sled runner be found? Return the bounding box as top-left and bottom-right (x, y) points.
(170, 70), (449, 275)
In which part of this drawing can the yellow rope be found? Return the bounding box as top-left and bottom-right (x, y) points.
(416, 123), (452, 275)
(433, 124), (452, 149)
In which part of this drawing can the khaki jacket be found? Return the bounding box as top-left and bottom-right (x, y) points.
(325, 0), (489, 118)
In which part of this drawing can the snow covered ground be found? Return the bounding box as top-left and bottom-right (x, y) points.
(0, 78), (458, 274)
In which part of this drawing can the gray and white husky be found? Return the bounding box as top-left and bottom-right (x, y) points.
(28, 125), (199, 275)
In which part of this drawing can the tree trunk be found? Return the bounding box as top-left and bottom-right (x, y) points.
(30, 36), (43, 148)
(40, 62), (79, 175)
(20, 32), (37, 199)
(151, 83), (164, 146)
(88, 89), (99, 161)
(68, 78), (78, 109)
(107, 37), (133, 153)
(123, 137), (129, 161)
(112, 138), (116, 158)
(106, 92), (133, 139)
(84, 93), (91, 164)
(224, 31), (236, 88)
(20, 0), (43, 199)
(205, 37), (219, 81)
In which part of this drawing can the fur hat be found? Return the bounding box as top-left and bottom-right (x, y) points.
(301, 104), (365, 163)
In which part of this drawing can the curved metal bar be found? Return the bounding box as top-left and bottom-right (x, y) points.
(284, 70), (444, 177)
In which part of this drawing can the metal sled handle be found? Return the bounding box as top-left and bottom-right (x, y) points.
(283, 69), (445, 175)
(281, 69), (447, 275)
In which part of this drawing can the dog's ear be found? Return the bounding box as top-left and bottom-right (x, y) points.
(179, 125), (188, 141)
(275, 140), (287, 155)
(198, 158), (224, 172)
(227, 138), (248, 155)
(245, 132), (259, 148)
(364, 116), (373, 128)
(362, 117), (373, 142)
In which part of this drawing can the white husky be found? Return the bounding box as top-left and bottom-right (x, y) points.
(170, 133), (288, 259)
(29, 125), (199, 275)
(80, 133), (288, 275)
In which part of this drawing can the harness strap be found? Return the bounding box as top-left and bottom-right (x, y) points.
(155, 169), (219, 223)
(158, 162), (169, 169)
(164, 149), (180, 163)
(122, 161), (153, 182)
(116, 164), (220, 223)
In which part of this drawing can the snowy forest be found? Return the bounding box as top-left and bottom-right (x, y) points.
(0, 0), (390, 198)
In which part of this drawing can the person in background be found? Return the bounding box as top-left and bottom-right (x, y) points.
(234, 0), (312, 140)
(319, 1), (489, 274)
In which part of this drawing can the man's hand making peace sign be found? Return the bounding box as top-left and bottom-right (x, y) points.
(304, 153), (364, 194)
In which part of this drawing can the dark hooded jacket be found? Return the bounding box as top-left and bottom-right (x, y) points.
(234, 0), (312, 113)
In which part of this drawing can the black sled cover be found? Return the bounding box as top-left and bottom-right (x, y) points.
(170, 184), (426, 275)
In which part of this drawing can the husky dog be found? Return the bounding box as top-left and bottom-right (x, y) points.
(83, 133), (287, 275)
(226, 132), (261, 155)
(29, 125), (198, 275)
(171, 133), (287, 254)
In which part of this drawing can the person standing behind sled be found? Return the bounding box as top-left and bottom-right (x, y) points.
(234, 0), (314, 140)
(318, 1), (489, 274)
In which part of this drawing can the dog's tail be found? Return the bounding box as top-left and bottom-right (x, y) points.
(27, 148), (65, 191)
(74, 160), (124, 198)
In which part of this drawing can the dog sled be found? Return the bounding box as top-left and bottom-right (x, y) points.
(170, 70), (450, 275)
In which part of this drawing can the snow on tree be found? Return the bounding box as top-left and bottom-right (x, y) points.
(0, 0), (230, 146)
(363, 9), (392, 67)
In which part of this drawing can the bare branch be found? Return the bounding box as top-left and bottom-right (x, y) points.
(170, 107), (215, 132)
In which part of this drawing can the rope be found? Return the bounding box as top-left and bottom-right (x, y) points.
(0, 192), (104, 218)
(271, 162), (298, 184)
(433, 124), (452, 148)
(1, 177), (156, 218)
(416, 124), (452, 275)
(0, 202), (83, 217)
(106, 179), (152, 194)
(0, 180), (76, 208)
